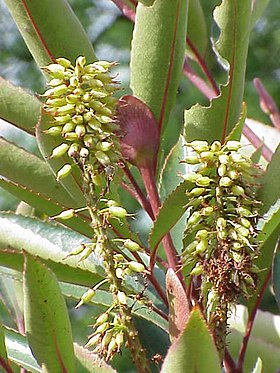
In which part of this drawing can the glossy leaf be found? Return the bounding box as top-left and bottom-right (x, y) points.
(0, 137), (78, 207)
(131, 0), (189, 134)
(4, 0), (96, 68)
(228, 305), (280, 372)
(161, 307), (220, 373)
(251, 144), (280, 309)
(251, 0), (271, 28)
(4, 326), (41, 372)
(257, 199), (280, 244)
(60, 282), (168, 333)
(186, 0), (207, 59)
(159, 135), (188, 201)
(23, 252), (75, 372)
(149, 180), (191, 251)
(0, 78), (40, 136)
(184, 0), (252, 143)
(0, 178), (93, 238)
(0, 212), (103, 287)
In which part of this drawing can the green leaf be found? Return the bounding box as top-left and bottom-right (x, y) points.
(74, 344), (117, 373)
(258, 144), (280, 215)
(187, 0), (207, 59)
(4, 326), (41, 372)
(0, 212), (103, 287)
(23, 252), (75, 373)
(130, 0), (189, 134)
(0, 178), (92, 238)
(0, 137), (92, 236)
(36, 110), (86, 206)
(257, 199), (280, 244)
(184, 0), (252, 143)
(60, 282), (168, 333)
(228, 305), (280, 372)
(149, 180), (191, 251)
(4, 0), (96, 68)
(272, 240), (280, 310)
(0, 321), (9, 369)
(251, 0), (271, 28)
(161, 307), (220, 373)
(250, 144), (280, 310)
(159, 135), (188, 201)
(0, 78), (40, 136)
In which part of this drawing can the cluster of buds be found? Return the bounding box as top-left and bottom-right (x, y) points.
(85, 311), (125, 360)
(42, 56), (120, 184)
(182, 140), (261, 353)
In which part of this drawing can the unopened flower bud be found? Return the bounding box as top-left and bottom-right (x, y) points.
(190, 265), (203, 276)
(128, 261), (145, 273)
(117, 291), (127, 305)
(189, 187), (206, 197)
(56, 57), (72, 68)
(109, 206), (128, 218)
(44, 126), (62, 136)
(123, 239), (141, 252)
(196, 176), (211, 187)
(75, 288), (96, 308)
(224, 141), (241, 151)
(231, 185), (245, 196)
(211, 141), (221, 152)
(51, 208), (75, 220)
(57, 164), (72, 180)
(95, 150), (111, 166)
(219, 177), (232, 187)
(50, 143), (69, 158)
(85, 333), (101, 348)
(95, 313), (109, 327)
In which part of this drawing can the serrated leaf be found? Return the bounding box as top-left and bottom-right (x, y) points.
(36, 110), (86, 206)
(0, 178), (92, 238)
(23, 252), (75, 372)
(4, 326), (41, 372)
(257, 199), (280, 244)
(0, 77), (40, 136)
(131, 0), (189, 134)
(161, 307), (220, 373)
(159, 135), (188, 201)
(4, 0), (96, 68)
(184, 0), (252, 143)
(225, 101), (247, 142)
(149, 181), (191, 251)
(0, 137), (79, 208)
(74, 344), (117, 373)
(0, 212), (103, 287)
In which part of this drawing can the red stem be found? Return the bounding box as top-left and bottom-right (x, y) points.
(237, 269), (272, 371)
(243, 123), (273, 162)
(122, 163), (154, 218)
(21, 0), (55, 62)
(139, 164), (182, 280)
(186, 37), (220, 96)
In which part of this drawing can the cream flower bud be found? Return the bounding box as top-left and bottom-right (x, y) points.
(57, 164), (72, 180)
